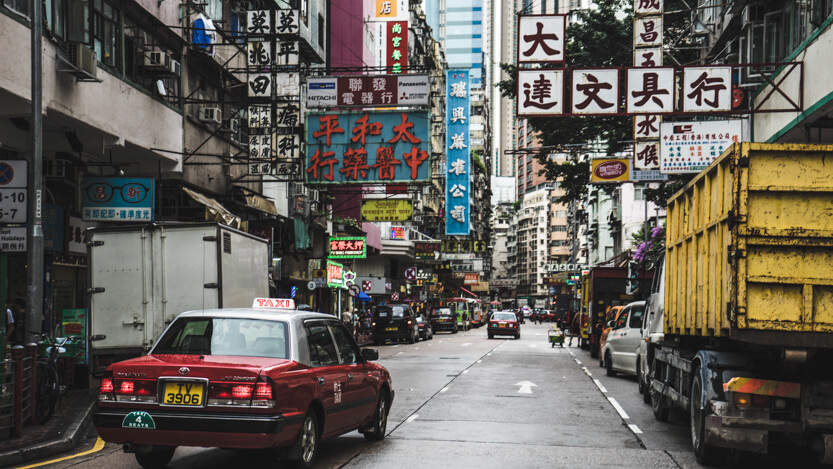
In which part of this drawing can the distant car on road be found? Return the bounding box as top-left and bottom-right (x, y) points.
(93, 299), (393, 469)
(429, 307), (458, 334)
(602, 301), (646, 378)
(415, 314), (433, 341)
(488, 311), (521, 339)
(373, 304), (420, 345)
(598, 305), (626, 368)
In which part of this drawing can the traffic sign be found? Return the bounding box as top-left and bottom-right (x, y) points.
(362, 280), (372, 291)
(391, 292), (399, 301)
(404, 267), (416, 281)
(348, 284), (360, 297)
(307, 281), (316, 290)
(0, 160), (28, 224)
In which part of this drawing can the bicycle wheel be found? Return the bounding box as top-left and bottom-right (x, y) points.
(35, 363), (60, 424)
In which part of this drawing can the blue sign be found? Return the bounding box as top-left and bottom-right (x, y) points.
(81, 177), (155, 222)
(306, 111), (430, 184)
(445, 70), (471, 235)
(290, 286), (297, 298)
(42, 204), (65, 253)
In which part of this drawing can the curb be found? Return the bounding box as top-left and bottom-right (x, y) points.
(0, 399), (95, 467)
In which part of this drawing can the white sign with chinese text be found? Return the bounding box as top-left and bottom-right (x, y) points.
(274, 72), (300, 97)
(634, 16), (663, 48)
(634, 114), (661, 139)
(634, 0), (663, 15)
(571, 69), (619, 115)
(626, 68), (674, 114)
(633, 47), (663, 67)
(634, 141), (661, 170)
(517, 70), (563, 116)
(0, 227), (26, 252)
(682, 66), (732, 112)
(660, 120), (744, 173)
(518, 15), (566, 64)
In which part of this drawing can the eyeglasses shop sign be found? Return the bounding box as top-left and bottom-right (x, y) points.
(0, 227), (27, 252)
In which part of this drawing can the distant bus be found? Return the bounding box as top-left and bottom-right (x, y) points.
(442, 297), (482, 330)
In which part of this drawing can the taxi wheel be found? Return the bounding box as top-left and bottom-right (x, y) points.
(291, 410), (319, 468)
(408, 330), (416, 344)
(134, 446), (175, 469)
(488, 332), (494, 339)
(364, 391), (389, 441)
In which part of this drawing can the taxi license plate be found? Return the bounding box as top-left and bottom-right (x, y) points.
(386, 327), (398, 331)
(163, 382), (204, 406)
(499, 322), (507, 327)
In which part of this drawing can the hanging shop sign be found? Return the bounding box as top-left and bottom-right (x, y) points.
(82, 177), (155, 222)
(306, 111), (430, 184)
(386, 21), (408, 74)
(307, 75), (429, 108)
(590, 159), (630, 184)
(659, 120), (744, 173)
(361, 199), (413, 222)
(372, 0), (408, 21)
(517, 14), (566, 64)
(390, 226), (406, 239)
(326, 260), (345, 288)
(414, 241), (442, 260)
(445, 70), (471, 236)
(328, 237), (367, 259)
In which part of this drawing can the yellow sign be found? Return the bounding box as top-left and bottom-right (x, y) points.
(590, 158), (630, 183)
(375, 0), (397, 18)
(361, 199), (413, 222)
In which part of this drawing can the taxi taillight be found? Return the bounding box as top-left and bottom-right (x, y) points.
(208, 378), (274, 408)
(100, 378), (114, 394)
(112, 378), (157, 403)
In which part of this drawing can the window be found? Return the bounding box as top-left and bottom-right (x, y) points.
(634, 187), (645, 201)
(3, 0), (29, 18)
(329, 324), (358, 364)
(92, 0), (119, 68)
(630, 305), (644, 329)
(317, 14), (324, 47)
(306, 323), (338, 366)
(615, 309), (630, 329)
(123, 18), (181, 106)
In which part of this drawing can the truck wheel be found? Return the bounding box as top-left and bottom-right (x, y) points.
(605, 352), (616, 377)
(691, 373), (727, 464)
(650, 362), (670, 421)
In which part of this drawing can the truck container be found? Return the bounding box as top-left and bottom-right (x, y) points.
(648, 143), (833, 463)
(87, 223), (269, 374)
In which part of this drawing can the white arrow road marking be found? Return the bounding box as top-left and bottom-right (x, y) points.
(515, 381), (537, 394)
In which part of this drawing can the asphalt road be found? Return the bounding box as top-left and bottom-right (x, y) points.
(23, 322), (826, 469)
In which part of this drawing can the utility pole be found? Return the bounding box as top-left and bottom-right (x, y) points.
(28, 0), (44, 339)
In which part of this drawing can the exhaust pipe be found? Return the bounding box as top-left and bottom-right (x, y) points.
(122, 443), (154, 454)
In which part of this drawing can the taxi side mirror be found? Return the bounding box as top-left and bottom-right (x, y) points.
(361, 348), (379, 361)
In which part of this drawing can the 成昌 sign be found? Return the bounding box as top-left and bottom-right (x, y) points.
(361, 199), (413, 222)
(82, 177), (155, 222)
(306, 111), (430, 184)
(306, 75), (429, 108)
(328, 237), (367, 259)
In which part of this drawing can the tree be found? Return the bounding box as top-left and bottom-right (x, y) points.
(630, 224), (665, 266)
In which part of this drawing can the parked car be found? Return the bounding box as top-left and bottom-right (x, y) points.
(601, 301), (646, 377)
(415, 314), (433, 341)
(637, 256), (665, 403)
(429, 307), (458, 334)
(487, 311), (521, 339)
(373, 304), (420, 344)
(93, 299), (393, 469)
(540, 310), (555, 322)
(598, 305), (626, 368)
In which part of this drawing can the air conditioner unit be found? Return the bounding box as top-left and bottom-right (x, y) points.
(44, 159), (68, 178)
(198, 106), (222, 125)
(310, 190), (320, 203)
(144, 51), (170, 70)
(741, 5), (761, 28)
(168, 59), (181, 77)
(290, 182), (308, 197)
(67, 43), (97, 77)
(221, 116), (240, 134)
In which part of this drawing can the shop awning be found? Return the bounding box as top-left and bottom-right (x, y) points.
(460, 287), (478, 297)
(237, 187), (278, 215)
(183, 187), (241, 229)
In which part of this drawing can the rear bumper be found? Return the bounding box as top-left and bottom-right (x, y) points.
(431, 321), (456, 331)
(489, 327), (519, 335)
(374, 330), (411, 340)
(94, 408), (302, 449)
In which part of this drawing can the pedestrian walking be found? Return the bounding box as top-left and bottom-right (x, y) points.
(567, 311), (581, 347)
(341, 308), (354, 335)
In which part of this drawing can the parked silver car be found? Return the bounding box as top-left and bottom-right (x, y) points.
(637, 256), (665, 405)
(601, 301), (645, 378)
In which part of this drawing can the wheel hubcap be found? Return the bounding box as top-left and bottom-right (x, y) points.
(377, 398), (387, 433)
(301, 417), (316, 462)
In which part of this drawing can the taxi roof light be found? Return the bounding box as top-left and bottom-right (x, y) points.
(252, 298), (296, 309)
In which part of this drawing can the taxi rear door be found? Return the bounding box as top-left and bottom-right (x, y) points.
(304, 321), (351, 435)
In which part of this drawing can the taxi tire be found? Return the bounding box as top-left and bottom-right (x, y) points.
(364, 391), (389, 441)
(134, 446), (175, 469)
(290, 410), (319, 469)
(488, 332), (494, 339)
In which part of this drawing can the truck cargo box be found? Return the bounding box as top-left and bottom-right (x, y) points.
(665, 143), (833, 347)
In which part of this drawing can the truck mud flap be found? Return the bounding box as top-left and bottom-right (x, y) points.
(706, 415), (768, 453)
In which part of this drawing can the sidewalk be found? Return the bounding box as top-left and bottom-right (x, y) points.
(0, 388), (98, 468)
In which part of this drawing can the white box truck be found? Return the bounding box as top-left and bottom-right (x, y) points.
(87, 223), (269, 374)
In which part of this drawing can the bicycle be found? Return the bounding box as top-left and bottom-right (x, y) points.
(30, 331), (74, 424)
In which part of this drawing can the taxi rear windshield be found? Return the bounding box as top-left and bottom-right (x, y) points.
(491, 312), (516, 321)
(152, 318), (289, 359)
(431, 308), (452, 316)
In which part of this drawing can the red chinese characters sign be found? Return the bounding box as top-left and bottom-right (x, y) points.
(305, 111), (430, 184)
(328, 236), (367, 259)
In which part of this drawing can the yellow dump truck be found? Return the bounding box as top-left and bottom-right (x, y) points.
(648, 143), (833, 464)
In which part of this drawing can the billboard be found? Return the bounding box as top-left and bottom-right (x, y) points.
(328, 237), (367, 259)
(590, 159), (630, 183)
(306, 111), (430, 184)
(660, 120), (743, 173)
(361, 199), (413, 221)
(82, 177), (155, 222)
(445, 70), (471, 235)
(306, 75), (429, 108)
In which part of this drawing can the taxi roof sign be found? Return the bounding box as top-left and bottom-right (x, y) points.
(252, 298), (296, 309)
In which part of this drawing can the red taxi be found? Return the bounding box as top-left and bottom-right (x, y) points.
(487, 311), (521, 339)
(93, 299), (394, 469)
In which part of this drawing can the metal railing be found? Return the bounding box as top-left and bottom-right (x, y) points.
(0, 345), (38, 439)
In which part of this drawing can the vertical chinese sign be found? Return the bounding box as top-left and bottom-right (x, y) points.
(632, 0), (663, 174)
(387, 21), (408, 74)
(445, 70), (471, 236)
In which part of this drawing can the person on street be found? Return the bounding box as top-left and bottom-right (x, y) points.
(341, 308), (353, 335)
(568, 311), (581, 347)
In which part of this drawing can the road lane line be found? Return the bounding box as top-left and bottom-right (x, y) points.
(440, 386), (449, 393)
(397, 351), (404, 354)
(392, 344), (401, 348)
(477, 359), (482, 363)
(628, 424), (643, 434)
(462, 369), (469, 373)
(608, 397), (630, 419)
(415, 347), (420, 350)
(17, 437), (106, 469)
(593, 379), (608, 393)
(406, 414), (419, 422)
